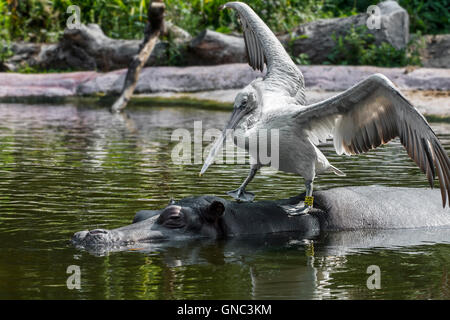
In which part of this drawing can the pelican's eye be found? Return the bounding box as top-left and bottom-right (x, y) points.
(240, 100), (247, 108)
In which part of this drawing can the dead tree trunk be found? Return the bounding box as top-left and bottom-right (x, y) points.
(111, 0), (165, 113)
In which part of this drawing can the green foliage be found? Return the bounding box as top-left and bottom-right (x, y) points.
(361, 33), (424, 67)
(165, 0), (336, 35)
(1, 0), (448, 44)
(0, 0), (445, 69)
(10, 63), (75, 73)
(160, 28), (186, 67)
(399, 0), (449, 35)
(326, 25), (372, 66)
(293, 53), (311, 65)
(322, 0), (449, 35)
(287, 33), (311, 65)
(1, 0), (337, 42)
(0, 1), (12, 70)
(2, 0), (150, 42)
(13, 63), (38, 74)
(0, 40), (13, 70)
(325, 25), (424, 67)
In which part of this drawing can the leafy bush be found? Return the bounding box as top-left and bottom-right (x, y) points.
(0, 40), (13, 71)
(399, 0), (449, 35)
(1, 0), (447, 42)
(1, 0), (337, 42)
(322, 0), (449, 34)
(2, 0), (151, 42)
(325, 25), (424, 67)
(0, 0), (444, 69)
(166, 0), (335, 35)
(0, 1), (12, 69)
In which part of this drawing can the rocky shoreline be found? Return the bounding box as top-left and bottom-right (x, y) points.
(0, 64), (449, 117)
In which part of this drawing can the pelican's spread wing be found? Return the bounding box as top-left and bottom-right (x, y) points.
(295, 73), (450, 207)
(221, 2), (306, 104)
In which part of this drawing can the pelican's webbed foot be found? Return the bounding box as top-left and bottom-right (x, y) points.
(227, 188), (255, 202)
(280, 203), (312, 216)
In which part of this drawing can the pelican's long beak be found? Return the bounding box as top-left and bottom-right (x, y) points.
(200, 107), (247, 176)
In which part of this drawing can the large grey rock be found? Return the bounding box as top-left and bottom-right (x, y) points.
(2, 42), (41, 71)
(4, 22), (192, 72)
(186, 1), (409, 65)
(420, 34), (450, 68)
(41, 24), (168, 71)
(0, 71), (96, 98)
(188, 29), (247, 65)
(28, 64), (450, 100)
(281, 0), (409, 64)
(2, 65), (449, 100)
(76, 63), (263, 95)
(164, 20), (192, 45)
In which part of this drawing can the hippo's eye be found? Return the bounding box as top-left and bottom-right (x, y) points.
(157, 205), (185, 227)
(163, 214), (184, 228)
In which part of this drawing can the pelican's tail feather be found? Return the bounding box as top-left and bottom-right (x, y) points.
(329, 165), (346, 176)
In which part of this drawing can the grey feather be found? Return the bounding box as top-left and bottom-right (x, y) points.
(295, 73), (450, 207)
(221, 1), (306, 104)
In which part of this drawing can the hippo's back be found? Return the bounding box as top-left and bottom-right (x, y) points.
(315, 186), (450, 230)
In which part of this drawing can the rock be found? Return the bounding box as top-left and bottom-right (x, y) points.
(76, 63), (263, 95)
(188, 29), (247, 65)
(184, 1), (409, 66)
(43, 23), (168, 71)
(0, 71), (96, 98)
(2, 65), (448, 101)
(282, 0), (409, 64)
(420, 34), (450, 68)
(4, 23), (191, 72)
(2, 42), (41, 71)
(163, 20), (192, 44)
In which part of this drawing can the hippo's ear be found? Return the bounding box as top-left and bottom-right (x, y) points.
(205, 201), (225, 222)
(168, 198), (175, 206)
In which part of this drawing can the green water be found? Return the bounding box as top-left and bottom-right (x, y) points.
(0, 102), (449, 299)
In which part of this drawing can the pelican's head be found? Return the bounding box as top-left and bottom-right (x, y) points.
(232, 87), (258, 125)
(200, 85), (259, 176)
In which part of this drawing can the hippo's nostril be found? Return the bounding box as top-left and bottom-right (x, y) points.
(89, 229), (109, 235)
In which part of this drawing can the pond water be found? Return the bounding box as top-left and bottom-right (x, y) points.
(0, 102), (449, 300)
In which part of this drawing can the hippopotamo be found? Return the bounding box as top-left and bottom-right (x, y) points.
(71, 186), (450, 252)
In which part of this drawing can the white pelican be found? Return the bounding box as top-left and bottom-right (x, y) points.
(200, 1), (450, 215)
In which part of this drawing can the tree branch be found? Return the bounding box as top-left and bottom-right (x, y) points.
(111, 0), (165, 113)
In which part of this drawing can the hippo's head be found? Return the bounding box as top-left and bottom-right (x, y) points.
(72, 196), (227, 250)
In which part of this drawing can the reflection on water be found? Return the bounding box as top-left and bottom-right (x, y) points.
(0, 102), (449, 299)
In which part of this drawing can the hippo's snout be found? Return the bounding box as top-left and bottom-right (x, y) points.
(72, 228), (122, 248)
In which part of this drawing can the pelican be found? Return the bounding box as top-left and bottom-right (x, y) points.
(200, 1), (450, 215)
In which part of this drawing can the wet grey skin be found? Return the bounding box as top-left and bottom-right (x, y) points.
(200, 2), (450, 215)
(72, 186), (450, 254)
